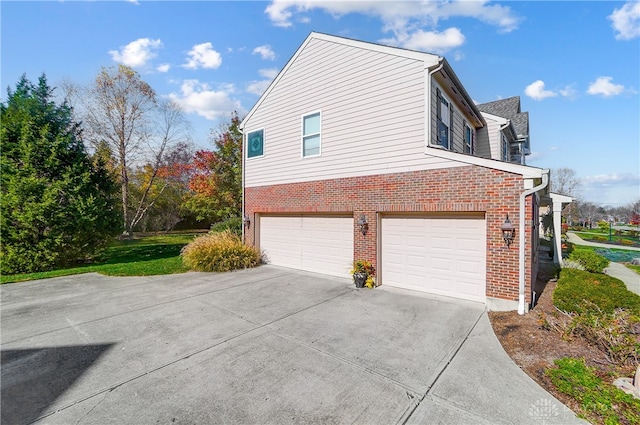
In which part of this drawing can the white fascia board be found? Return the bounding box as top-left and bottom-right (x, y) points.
(424, 147), (546, 178)
(240, 32), (440, 129)
(550, 192), (573, 203)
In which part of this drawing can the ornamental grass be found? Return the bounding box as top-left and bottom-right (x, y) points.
(181, 230), (260, 272)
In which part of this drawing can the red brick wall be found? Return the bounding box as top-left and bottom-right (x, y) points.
(245, 166), (535, 303)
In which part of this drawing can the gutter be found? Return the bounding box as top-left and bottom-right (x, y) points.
(518, 169), (549, 315)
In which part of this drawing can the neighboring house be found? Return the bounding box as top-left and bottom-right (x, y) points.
(240, 32), (563, 313)
(476, 97), (531, 165)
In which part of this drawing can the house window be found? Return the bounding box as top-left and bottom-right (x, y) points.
(501, 134), (509, 161)
(302, 112), (321, 157)
(246, 128), (264, 158)
(464, 122), (473, 154)
(436, 89), (451, 149)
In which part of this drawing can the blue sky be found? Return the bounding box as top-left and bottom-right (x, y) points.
(2, 1), (639, 206)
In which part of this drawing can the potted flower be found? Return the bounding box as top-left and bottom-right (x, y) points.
(350, 260), (375, 288)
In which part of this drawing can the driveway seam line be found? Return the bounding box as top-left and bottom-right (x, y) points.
(1, 272), (290, 346)
(398, 310), (484, 425)
(264, 326), (423, 395)
(28, 325), (267, 424)
(29, 285), (356, 423)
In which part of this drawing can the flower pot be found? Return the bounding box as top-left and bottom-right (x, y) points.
(353, 272), (367, 288)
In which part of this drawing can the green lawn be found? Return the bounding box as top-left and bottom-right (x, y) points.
(1, 233), (200, 284)
(574, 228), (639, 247)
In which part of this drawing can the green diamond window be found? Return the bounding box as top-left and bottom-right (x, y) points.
(247, 129), (264, 158)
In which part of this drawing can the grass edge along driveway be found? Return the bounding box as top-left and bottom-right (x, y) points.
(1, 233), (201, 285)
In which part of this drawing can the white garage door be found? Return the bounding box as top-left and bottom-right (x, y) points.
(260, 216), (354, 278)
(381, 216), (486, 302)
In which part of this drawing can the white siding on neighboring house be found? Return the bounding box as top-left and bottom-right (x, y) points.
(476, 113), (506, 160)
(243, 38), (463, 188)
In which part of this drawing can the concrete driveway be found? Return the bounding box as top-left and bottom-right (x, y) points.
(1, 266), (584, 424)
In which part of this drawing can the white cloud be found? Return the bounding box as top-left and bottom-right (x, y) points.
(583, 173), (640, 187)
(524, 80), (557, 101)
(259, 68), (279, 79)
(264, 0), (519, 53)
(168, 80), (244, 120)
(385, 27), (465, 53)
(609, 1), (640, 40)
(109, 38), (162, 68)
(587, 76), (625, 97)
(183, 43), (222, 70)
(559, 85), (577, 99)
(247, 68), (280, 96)
(452, 51), (465, 61)
(253, 45), (276, 60)
(157, 63), (171, 73)
(582, 173), (640, 204)
(247, 80), (272, 96)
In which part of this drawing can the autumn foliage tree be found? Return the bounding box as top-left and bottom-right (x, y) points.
(184, 113), (242, 223)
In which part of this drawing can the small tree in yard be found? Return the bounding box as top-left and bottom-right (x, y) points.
(0, 74), (118, 274)
(184, 112), (242, 223)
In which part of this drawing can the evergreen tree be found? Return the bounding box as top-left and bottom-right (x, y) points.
(1, 74), (118, 274)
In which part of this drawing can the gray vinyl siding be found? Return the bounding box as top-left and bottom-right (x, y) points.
(244, 38), (468, 187)
(429, 80), (476, 155)
(475, 127), (491, 159)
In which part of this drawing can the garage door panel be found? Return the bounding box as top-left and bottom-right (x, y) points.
(261, 216), (353, 278)
(457, 258), (482, 274)
(382, 216), (486, 303)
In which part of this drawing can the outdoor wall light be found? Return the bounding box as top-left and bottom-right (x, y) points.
(357, 214), (368, 236)
(501, 214), (515, 247)
(243, 214), (251, 228)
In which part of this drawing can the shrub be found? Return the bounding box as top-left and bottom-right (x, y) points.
(593, 235), (607, 242)
(618, 238), (634, 246)
(553, 268), (640, 315)
(547, 357), (640, 425)
(566, 307), (639, 366)
(181, 230), (260, 272)
(569, 250), (610, 273)
(210, 216), (242, 236)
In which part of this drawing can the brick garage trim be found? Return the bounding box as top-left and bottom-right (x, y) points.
(245, 166), (536, 303)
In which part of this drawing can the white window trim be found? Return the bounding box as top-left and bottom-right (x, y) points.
(246, 127), (265, 159)
(301, 110), (322, 158)
(436, 88), (451, 150)
(464, 122), (473, 154)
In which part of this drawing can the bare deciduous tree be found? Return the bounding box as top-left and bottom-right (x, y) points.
(79, 65), (191, 237)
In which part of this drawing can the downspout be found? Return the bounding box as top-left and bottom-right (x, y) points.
(518, 169), (549, 315)
(425, 59), (444, 148)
